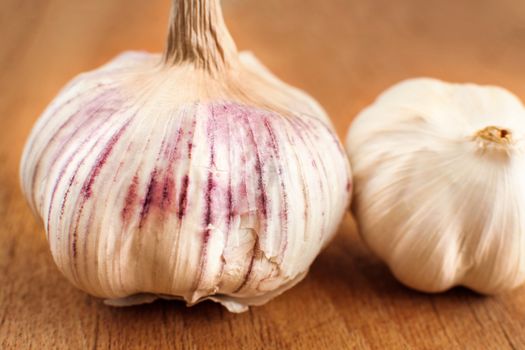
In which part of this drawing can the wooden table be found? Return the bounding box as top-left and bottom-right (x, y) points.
(2, 0), (525, 348)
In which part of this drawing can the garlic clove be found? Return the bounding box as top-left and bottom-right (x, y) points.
(21, 0), (351, 312)
(346, 77), (525, 294)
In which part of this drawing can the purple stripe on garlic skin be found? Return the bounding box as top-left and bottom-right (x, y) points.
(32, 90), (122, 215)
(20, 0), (350, 313)
(23, 96), (348, 305)
(21, 66), (350, 312)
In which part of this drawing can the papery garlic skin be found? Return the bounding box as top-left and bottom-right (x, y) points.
(346, 78), (525, 294)
(20, 1), (351, 312)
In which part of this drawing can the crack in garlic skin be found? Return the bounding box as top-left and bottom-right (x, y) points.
(346, 78), (525, 294)
(20, 52), (351, 312)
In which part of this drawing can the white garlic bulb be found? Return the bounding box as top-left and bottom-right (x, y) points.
(346, 78), (525, 294)
(20, 0), (351, 312)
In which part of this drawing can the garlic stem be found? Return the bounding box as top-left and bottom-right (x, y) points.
(474, 126), (512, 145)
(164, 0), (238, 72)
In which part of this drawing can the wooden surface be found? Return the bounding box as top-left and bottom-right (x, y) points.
(1, 0), (525, 348)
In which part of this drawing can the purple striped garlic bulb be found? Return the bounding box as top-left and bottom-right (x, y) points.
(20, 0), (351, 312)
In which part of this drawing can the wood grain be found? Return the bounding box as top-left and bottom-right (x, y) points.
(1, 0), (525, 348)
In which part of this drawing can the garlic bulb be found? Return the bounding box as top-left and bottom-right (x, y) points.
(20, 0), (351, 312)
(346, 78), (525, 294)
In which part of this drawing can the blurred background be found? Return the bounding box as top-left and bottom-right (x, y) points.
(2, 1), (525, 348)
